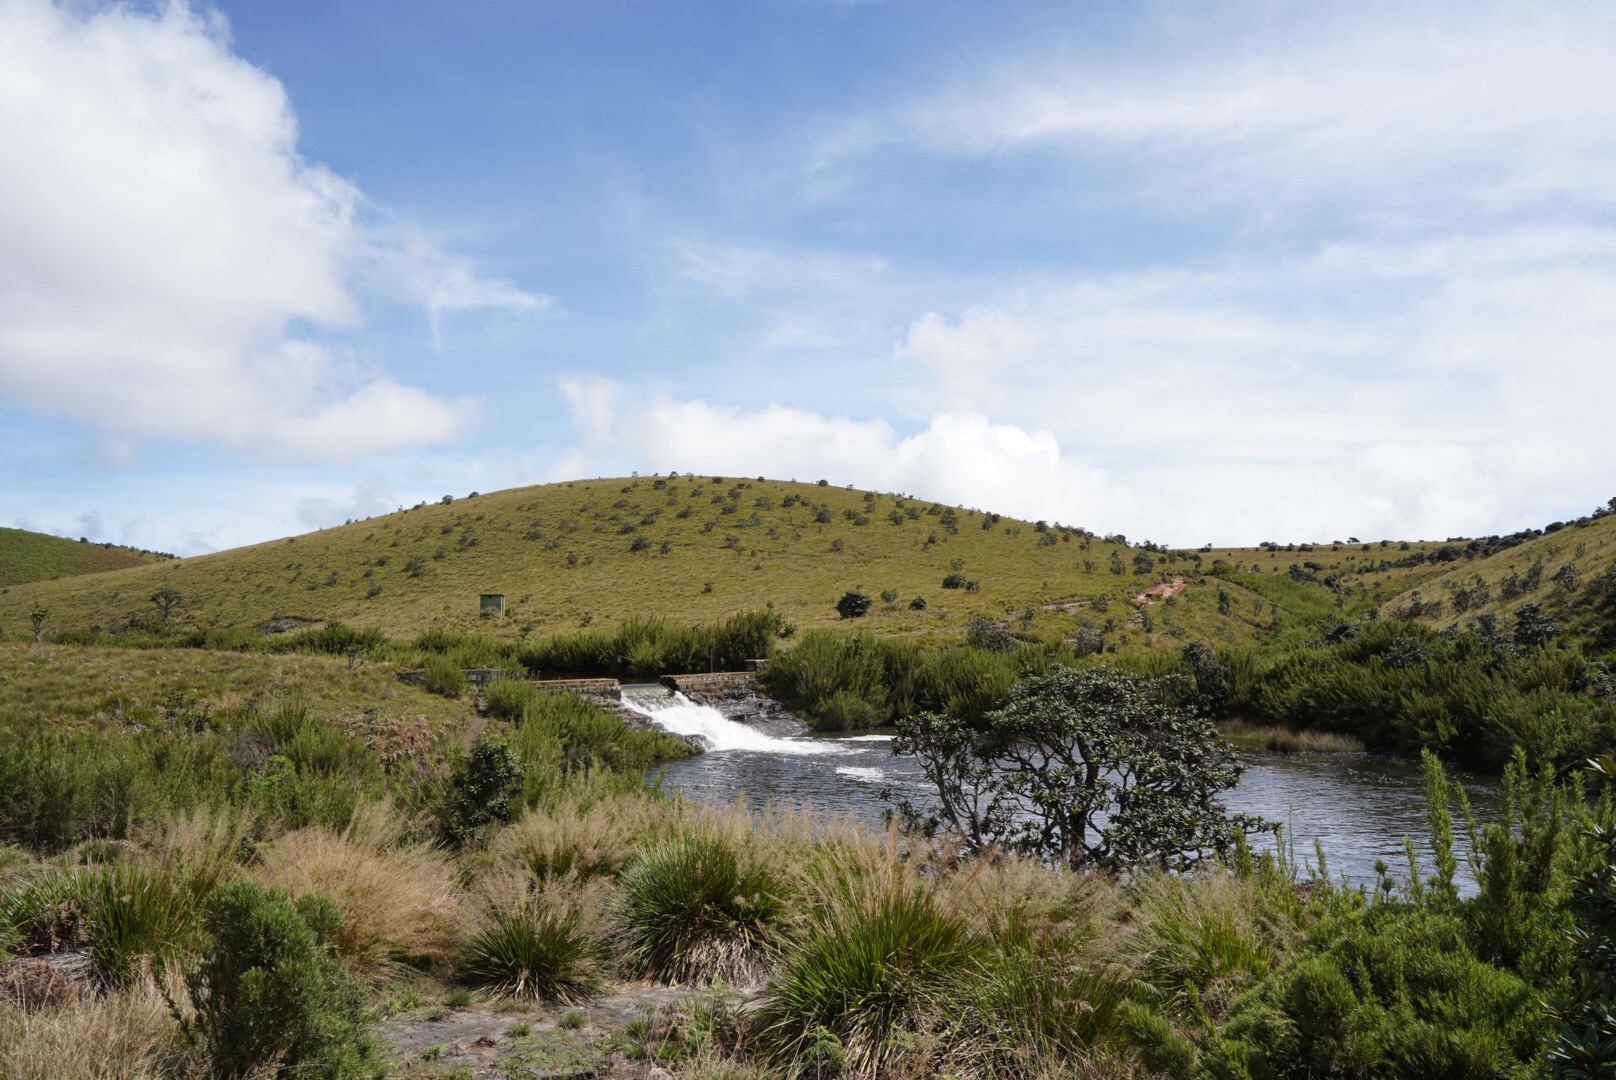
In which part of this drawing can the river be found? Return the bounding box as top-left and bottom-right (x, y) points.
(623, 685), (1502, 889)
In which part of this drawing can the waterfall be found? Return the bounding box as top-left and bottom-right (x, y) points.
(620, 688), (840, 754)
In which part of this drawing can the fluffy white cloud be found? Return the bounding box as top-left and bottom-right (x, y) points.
(0, 0), (541, 461)
(559, 383), (1127, 529)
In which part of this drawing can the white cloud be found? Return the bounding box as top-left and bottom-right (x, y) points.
(0, 0), (534, 461)
(859, 2), (1616, 221)
(367, 228), (558, 349)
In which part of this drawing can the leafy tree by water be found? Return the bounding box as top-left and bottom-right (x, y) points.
(891, 667), (1257, 870)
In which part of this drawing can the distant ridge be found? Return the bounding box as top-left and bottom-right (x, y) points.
(0, 526), (166, 588)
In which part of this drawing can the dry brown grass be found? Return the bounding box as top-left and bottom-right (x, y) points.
(0, 976), (200, 1080)
(252, 801), (468, 975)
(481, 791), (680, 885)
(933, 851), (1115, 957)
(134, 805), (256, 900)
(1220, 720), (1364, 754)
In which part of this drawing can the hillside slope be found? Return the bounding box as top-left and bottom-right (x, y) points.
(0, 526), (164, 587)
(1386, 510), (1616, 646)
(0, 476), (1460, 649)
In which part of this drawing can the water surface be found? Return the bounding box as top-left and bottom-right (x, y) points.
(630, 687), (1500, 888)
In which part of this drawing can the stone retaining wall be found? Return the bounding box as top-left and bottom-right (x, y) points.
(659, 671), (757, 693)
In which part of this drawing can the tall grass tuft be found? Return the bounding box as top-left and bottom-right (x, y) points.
(618, 832), (786, 984)
(461, 907), (605, 1003)
(0, 976), (196, 1080)
(755, 884), (985, 1073)
(88, 862), (196, 987)
(519, 610), (784, 678)
(252, 801), (468, 975)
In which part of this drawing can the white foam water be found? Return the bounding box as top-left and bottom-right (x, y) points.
(622, 691), (840, 755)
(835, 766), (885, 782)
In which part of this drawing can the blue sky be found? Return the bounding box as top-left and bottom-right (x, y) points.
(2, 0), (1613, 553)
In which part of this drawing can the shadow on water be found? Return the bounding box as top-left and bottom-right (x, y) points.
(634, 688), (1502, 890)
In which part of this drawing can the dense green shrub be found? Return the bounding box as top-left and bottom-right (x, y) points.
(0, 703), (382, 850)
(617, 832), (785, 983)
(835, 591), (873, 619)
(1211, 907), (1544, 1079)
(188, 881), (382, 1080)
(1204, 620), (1616, 770)
(420, 654), (467, 698)
(759, 629), (1065, 731)
(462, 907), (604, 1003)
(437, 742), (525, 848)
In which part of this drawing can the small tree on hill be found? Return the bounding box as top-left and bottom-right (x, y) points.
(835, 591), (873, 619)
(29, 605), (47, 645)
(1514, 603), (1558, 648)
(150, 587), (183, 632)
(891, 667), (1259, 870)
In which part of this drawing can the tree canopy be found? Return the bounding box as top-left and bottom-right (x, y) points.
(890, 666), (1260, 870)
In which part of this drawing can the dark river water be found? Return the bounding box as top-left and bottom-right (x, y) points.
(627, 686), (1502, 889)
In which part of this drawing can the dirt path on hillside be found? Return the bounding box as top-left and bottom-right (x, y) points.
(1133, 577), (1186, 605)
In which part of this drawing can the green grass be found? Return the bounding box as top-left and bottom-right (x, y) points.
(0, 642), (475, 747)
(0, 526), (163, 588)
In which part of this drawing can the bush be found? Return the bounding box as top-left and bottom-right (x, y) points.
(942, 573), (967, 589)
(420, 655), (466, 698)
(617, 832), (785, 983)
(187, 881), (382, 1080)
(835, 591), (872, 620)
(909, 596), (927, 610)
(519, 611), (783, 679)
(438, 742), (525, 848)
(462, 907), (604, 1003)
(1212, 907), (1544, 1078)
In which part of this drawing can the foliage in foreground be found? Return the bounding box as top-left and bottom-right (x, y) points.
(188, 881), (382, 1080)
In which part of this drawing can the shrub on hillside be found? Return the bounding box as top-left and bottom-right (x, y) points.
(187, 881), (382, 1080)
(420, 654), (466, 698)
(835, 591), (873, 619)
(942, 573), (967, 589)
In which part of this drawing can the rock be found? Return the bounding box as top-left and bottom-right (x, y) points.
(2, 958), (80, 1011)
(646, 1068), (675, 1080)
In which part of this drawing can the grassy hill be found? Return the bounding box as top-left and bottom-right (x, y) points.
(0, 475), (1470, 653)
(0, 526), (165, 587)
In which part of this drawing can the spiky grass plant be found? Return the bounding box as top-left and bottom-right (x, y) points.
(462, 907), (605, 1003)
(755, 885), (985, 1074)
(88, 862), (196, 986)
(617, 832), (785, 985)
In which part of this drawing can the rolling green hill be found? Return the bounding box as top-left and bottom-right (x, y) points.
(0, 476), (1470, 652)
(0, 526), (164, 587)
